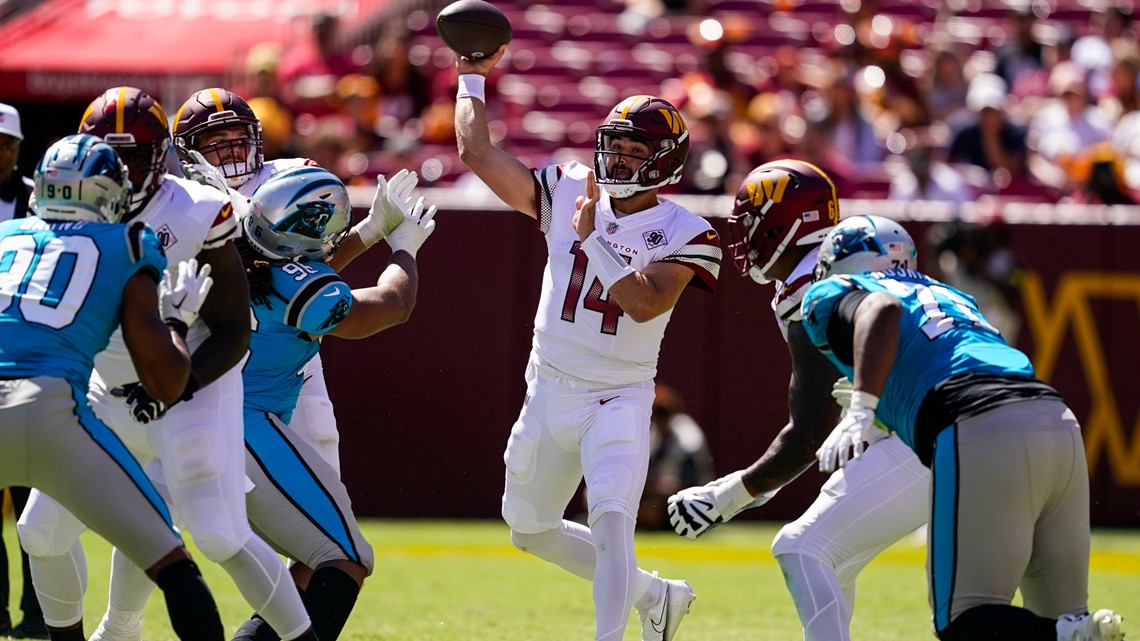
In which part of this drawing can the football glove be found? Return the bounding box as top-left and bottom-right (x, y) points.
(384, 195), (437, 258)
(817, 391), (885, 472)
(355, 169), (422, 249)
(831, 376), (854, 408)
(180, 149), (231, 195)
(161, 259), (213, 335)
(111, 382), (168, 425)
(667, 470), (777, 540)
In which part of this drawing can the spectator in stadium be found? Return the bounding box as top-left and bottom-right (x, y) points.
(5, 134), (227, 641)
(816, 64), (886, 167)
(278, 11), (359, 118)
(0, 102), (49, 640)
(666, 169), (929, 641)
(1028, 61), (1113, 191)
(639, 384), (714, 530)
(947, 73), (1028, 180)
(994, 4), (1045, 95)
(455, 42), (721, 641)
(923, 47), (970, 127)
(888, 129), (972, 205)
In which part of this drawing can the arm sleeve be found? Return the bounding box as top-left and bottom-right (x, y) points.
(201, 201), (240, 250)
(532, 165), (562, 235)
(657, 228), (722, 292)
(825, 290), (871, 367)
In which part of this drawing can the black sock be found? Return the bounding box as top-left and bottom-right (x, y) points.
(47, 626), (84, 641)
(302, 567), (360, 641)
(232, 614), (279, 641)
(155, 558), (225, 641)
(938, 604), (1057, 641)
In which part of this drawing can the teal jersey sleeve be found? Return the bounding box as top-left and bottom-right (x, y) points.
(128, 221), (168, 282)
(801, 275), (861, 358)
(273, 261), (353, 337)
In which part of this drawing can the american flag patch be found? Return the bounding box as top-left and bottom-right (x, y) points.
(887, 242), (903, 251)
(802, 210), (819, 222)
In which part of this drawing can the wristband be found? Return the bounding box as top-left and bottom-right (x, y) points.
(850, 390), (880, 411)
(580, 231), (634, 289)
(165, 318), (189, 338)
(457, 74), (486, 103)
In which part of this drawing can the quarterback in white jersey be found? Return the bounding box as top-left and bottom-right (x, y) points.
(458, 43), (718, 641)
(666, 160), (930, 641)
(18, 87), (317, 641)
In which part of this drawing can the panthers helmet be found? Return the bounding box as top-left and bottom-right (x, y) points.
(813, 215), (917, 281)
(243, 166), (351, 262)
(32, 134), (130, 223)
(593, 95), (689, 199)
(78, 87), (170, 215)
(172, 88), (263, 188)
(727, 159), (840, 285)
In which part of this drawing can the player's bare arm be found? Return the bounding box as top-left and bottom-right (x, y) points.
(190, 241), (251, 386)
(454, 45), (538, 218)
(120, 271), (192, 404)
(850, 292), (900, 396)
(740, 321), (844, 495)
(327, 252), (418, 339)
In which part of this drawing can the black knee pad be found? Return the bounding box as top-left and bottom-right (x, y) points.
(302, 566), (361, 641)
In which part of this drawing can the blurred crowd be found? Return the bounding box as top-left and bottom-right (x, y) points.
(232, 0), (1138, 206)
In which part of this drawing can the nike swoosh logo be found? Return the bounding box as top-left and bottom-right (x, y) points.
(650, 589), (669, 632)
(599, 396), (619, 405)
(706, 231), (717, 239)
(324, 288), (341, 297)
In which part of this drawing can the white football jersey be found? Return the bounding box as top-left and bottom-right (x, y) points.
(530, 161), (721, 386)
(772, 246), (820, 342)
(94, 176), (239, 387)
(237, 158), (315, 197)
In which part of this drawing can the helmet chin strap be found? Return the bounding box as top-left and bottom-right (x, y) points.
(750, 217), (802, 284)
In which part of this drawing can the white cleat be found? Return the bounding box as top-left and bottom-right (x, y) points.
(1057, 609), (1124, 641)
(638, 573), (696, 641)
(88, 609), (143, 641)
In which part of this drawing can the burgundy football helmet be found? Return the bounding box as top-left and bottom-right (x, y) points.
(78, 87), (170, 215)
(172, 88), (264, 188)
(594, 95), (689, 199)
(728, 159), (840, 284)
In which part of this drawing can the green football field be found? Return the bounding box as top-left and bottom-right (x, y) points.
(2, 519), (1136, 640)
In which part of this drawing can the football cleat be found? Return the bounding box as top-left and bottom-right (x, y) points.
(638, 572), (696, 641)
(1057, 609), (1124, 641)
(88, 608), (143, 641)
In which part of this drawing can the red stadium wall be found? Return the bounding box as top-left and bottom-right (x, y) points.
(325, 206), (1140, 526)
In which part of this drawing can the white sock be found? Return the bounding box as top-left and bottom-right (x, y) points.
(776, 552), (852, 641)
(219, 539), (311, 640)
(590, 511), (637, 641)
(29, 541), (87, 628)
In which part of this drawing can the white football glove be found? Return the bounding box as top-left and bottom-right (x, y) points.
(384, 196), (437, 258)
(355, 169), (421, 249)
(180, 149), (231, 194)
(160, 258), (214, 332)
(831, 376), (854, 408)
(816, 391), (886, 473)
(666, 470), (777, 540)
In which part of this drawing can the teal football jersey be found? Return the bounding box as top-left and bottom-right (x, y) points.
(801, 269), (1034, 449)
(243, 259), (352, 420)
(0, 217), (166, 387)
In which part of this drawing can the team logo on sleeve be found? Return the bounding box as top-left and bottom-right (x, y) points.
(643, 229), (668, 249)
(153, 223), (177, 250)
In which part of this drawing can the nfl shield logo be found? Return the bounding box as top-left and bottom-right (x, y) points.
(606, 222), (620, 234)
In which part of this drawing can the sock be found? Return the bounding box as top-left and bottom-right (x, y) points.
(29, 541), (86, 628)
(232, 614), (278, 641)
(589, 511), (637, 641)
(95, 546), (156, 635)
(219, 540), (311, 641)
(937, 604), (1056, 640)
(154, 558), (224, 641)
(47, 626), (84, 641)
(776, 552), (852, 641)
(302, 566), (361, 641)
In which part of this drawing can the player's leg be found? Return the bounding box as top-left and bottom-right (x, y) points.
(290, 354), (341, 476)
(146, 369), (314, 641)
(771, 435), (929, 641)
(14, 377), (224, 641)
(7, 485), (47, 639)
(16, 491), (88, 635)
(236, 409), (373, 641)
(930, 405), (1078, 641)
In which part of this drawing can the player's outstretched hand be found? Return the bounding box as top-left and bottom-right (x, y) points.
(384, 196), (437, 259)
(816, 406), (878, 473)
(161, 258), (213, 333)
(356, 169), (421, 249)
(667, 470), (776, 540)
(180, 149), (231, 194)
(111, 382), (168, 425)
(455, 44), (507, 76)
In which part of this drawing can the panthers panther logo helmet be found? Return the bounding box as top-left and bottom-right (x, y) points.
(243, 166), (351, 262)
(593, 95), (689, 199)
(727, 159), (840, 285)
(32, 134), (130, 223)
(78, 87), (169, 216)
(172, 88), (263, 188)
(813, 215), (917, 281)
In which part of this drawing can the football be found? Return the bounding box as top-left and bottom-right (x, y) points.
(435, 0), (512, 60)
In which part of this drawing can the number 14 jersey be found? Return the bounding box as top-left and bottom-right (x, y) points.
(530, 161), (721, 386)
